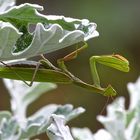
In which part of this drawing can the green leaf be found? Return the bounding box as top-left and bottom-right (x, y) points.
(0, 3), (45, 27)
(14, 25), (33, 53)
(0, 3), (98, 33)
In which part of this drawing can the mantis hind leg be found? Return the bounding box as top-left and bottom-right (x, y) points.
(0, 61), (41, 87)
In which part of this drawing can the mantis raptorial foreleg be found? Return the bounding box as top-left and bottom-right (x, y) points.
(57, 44), (129, 97)
(90, 54), (129, 87)
(89, 54), (129, 96)
(56, 43), (117, 96)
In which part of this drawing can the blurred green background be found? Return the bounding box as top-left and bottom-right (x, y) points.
(0, 0), (140, 139)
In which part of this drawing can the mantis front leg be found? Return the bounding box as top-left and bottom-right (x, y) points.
(57, 41), (130, 96)
(56, 42), (119, 96)
(89, 54), (129, 96)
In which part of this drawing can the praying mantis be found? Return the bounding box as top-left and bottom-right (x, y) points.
(0, 42), (129, 97)
(0, 3), (129, 97)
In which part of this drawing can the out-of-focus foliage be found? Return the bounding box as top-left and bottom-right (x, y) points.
(71, 77), (140, 140)
(0, 0), (15, 13)
(0, 79), (85, 140)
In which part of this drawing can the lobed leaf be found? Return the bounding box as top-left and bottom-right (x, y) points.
(19, 105), (84, 139)
(0, 3), (98, 61)
(84, 77), (140, 140)
(47, 114), (74, 140)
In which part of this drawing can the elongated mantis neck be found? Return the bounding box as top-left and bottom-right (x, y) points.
(72, 77), (105, 94)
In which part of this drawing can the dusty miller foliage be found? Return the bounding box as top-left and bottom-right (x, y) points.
(0, 0), (137, 140)
(2, 73), (140, 140)
(71, 77), (140, 140)
(1, 79), (85, 140)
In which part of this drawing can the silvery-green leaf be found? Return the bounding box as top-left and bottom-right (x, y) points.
(53, 104), (85, 122)
(126, 77), (140, 129)
(0, 117), (20, 140)
(36, 104), (85, 132)
(0, 111), (12, 123)
(97, 98), (126, 140)
(19, 116), (51, 139)
(3, 79), (56, 107)
(23, 125), (40, 139)
(29, 104), (59, 122)
(93, 129), (112, 140)
(45, 15), (98, 41)
(71, 128), (112, 140)
(126, 107), (140, 140)
(71, 127), (95, 140)
(127, 77), (140, 110)
(47, 114), (74, 140)
(22, 83), (57, 107)
(3, 79), (56, 128)
(125, 102), (140, 140)
(0, 21), (22, 61)
(18, 104), (85, 139)
(29, 104), (85, 123)
(0, 3), (98, 61)
(0, 22), (98, 61)
(92, 77), (140, 140)
(0, 0), (15, 13)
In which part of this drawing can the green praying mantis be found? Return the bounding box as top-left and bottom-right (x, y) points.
(0, 3), (129, 97)
(0, 42), (129, 97)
